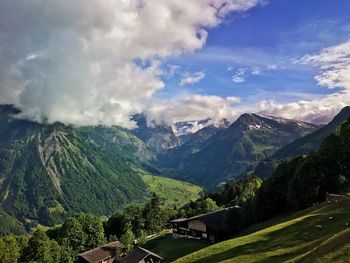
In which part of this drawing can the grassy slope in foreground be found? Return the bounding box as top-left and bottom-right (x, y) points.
(176, 197), (350, 263)
(139, 171), (203, 207)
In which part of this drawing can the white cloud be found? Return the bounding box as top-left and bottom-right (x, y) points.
(0, 0), (262, 128)
(256, 40), (350, 124)
(251, 67), (262, 75)
(180, 71), (206, 86)
(267, 64), (278, 70)
(232, 68), (247, 83)
(232, 76), (246, 83)
(145, 94), (241, 125)
(231, 63), (279, 83)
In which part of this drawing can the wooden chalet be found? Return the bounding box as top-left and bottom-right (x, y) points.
(78, 242), (162, 263)
(171, 207), (239, 242)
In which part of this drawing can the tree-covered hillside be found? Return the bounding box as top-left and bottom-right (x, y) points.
(0, 105), (153, 227)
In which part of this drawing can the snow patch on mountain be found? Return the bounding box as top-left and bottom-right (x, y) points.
(172, 119), (229, 137)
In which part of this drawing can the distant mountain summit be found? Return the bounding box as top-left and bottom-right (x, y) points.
(171, 119), (229, 144)
(131, 114), (180, 154)
(158, 113), (321, 188)
(156, 120), (230, 170)
(172, 119), (213, 137)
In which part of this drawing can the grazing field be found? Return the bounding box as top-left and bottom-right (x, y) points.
(140, 172), (203, 207)
(175, 197), (350, 263)
(144, 234), (210, 263)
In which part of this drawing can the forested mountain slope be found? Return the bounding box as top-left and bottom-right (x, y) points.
(0, 105), (152, 226)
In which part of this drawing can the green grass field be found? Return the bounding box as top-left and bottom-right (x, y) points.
(144, 234), (211, 262)
(174, 197), (350, 263)
(139, 172), (203, 207)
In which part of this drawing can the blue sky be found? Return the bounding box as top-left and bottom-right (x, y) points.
(160, 0), (350, 108)
(2, 0), (350, 127)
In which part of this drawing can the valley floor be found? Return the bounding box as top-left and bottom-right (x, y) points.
(155, 197), (350, 263)
(138, 170), (203, 207)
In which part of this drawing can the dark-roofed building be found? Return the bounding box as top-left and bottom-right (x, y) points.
(117, 247), (163, 263)
(171, 207), (239, 242)
(79, 241), (125, 263)
(79, 242), (162, 263)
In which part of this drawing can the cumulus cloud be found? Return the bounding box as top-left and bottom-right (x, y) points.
(180, 71), (206, 86)
(256, 40), (350, 123)
(145, 94), (240, 125)
(0, 0), (262, 128)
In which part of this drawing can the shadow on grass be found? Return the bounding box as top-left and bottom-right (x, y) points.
(144, 234), (210, 263)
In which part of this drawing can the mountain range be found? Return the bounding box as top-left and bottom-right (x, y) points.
(1, 104), (349, 230)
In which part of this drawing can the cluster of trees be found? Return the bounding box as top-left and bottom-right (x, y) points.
(0, 213), (104, 263)
(105, 193), (221, 241)
(178, 197), (219, 218)
(207, 175), (262, 207)
(105, 193), (174, 241)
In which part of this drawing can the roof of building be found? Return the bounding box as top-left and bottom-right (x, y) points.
(79, 241), (125, 263)
(171, 207), (240, 232)
(170, 218), (188, 223)
(117, 246), (163, 263)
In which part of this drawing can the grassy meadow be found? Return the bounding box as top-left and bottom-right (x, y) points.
(140, 172), (203, 207)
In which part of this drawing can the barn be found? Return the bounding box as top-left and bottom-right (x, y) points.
(171, 207), (239, 242)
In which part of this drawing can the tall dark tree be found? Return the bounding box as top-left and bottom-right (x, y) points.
(143, 193), (164, 233)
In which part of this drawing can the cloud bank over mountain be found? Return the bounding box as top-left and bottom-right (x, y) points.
(145, 94), (240, 125)
(0, 0), (262, 128)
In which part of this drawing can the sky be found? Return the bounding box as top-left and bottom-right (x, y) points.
(1, 0), (350, 128)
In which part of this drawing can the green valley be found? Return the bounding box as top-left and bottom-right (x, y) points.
(139, 171), (203, 208)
